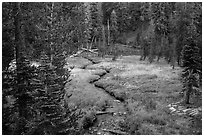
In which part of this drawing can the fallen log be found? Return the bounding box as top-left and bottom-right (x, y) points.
(96, 111), (114, 115)
(69, 47), (98, 58)
(91, 49), (98, 51)
(69, 50), (84, 58)
(81, 47), (98, 54)
(101, 129), (128, 135)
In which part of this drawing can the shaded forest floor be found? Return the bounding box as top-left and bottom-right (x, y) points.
(64, 51), (202, 135)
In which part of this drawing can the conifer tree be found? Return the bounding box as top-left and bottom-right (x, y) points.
(90, 2), (102, 47)
(2, 54), (38, 134)
(181, 44), (200, 104)
(139, 3), (151, 61)
(110, 10), (119, 61)
(26, 51), (81, 134)
(4, 2), (38, 134)
(174, 3), (191, 66)
(181, 21), (201, 104)
(3, 3), (82, 134)
(83, 2), (92, 49)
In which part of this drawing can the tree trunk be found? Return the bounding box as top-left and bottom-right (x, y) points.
(139, 38), (144, 60)
(14, 3), (21, 64)
(157, 36), (163, 62)
(107, 19), (110, 46)
(13, 2), (27, 134)
(184, 83), (192, 104)
(177, 55), (180, 66)
(49, 2), (54, 65)
(14, 2), (22, 115)
(171, 37), (176, 69)
(102, 25), (106, 47)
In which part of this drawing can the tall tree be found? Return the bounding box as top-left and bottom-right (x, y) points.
(25, 52), (80, 134)
(13, 2), (28, 133)
(2, 2), (15, 70)
(83, 2), (92, 49)
(89, 2), (102, 47)
(110, 10), (119, 44)
(181, 4), (202, 104)
(2, 2), (83, 134)
(181, 43), (201, 104)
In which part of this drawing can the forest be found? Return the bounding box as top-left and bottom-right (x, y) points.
(2, 2), (202, 135)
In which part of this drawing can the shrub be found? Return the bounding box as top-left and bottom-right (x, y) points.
(96, 99), (111, 111)
(80, 111), (97, 130)
(119, 116), (142, 135)
(115, 92), (127, 102)
(143, 115), (167, 126)
(143, 99), (157, 111)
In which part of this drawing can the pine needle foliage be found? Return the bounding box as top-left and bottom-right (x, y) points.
(2, 54), (37, 134)
(3, 51), (82, 135)
(181, 22), (201, 104)
(24, 51), (81, 135)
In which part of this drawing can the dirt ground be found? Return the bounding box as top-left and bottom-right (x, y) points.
(64, 55), (202, 135)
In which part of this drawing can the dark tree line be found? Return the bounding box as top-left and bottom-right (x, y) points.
(2, 2), (83, 134)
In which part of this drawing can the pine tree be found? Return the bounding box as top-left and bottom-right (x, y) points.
(33, 2), (71, 62)
(83, 2), (92, 49)
(4, 2), (38, 134)
(152, 3), (170, 63)
(181, 21), (201, 104)
(3, 3), (82, 134)
(2, 64), (18, 134)
(71, 3), (90, 51)
(148, 20), (156, 63)
(174, 3), (191, 66)
(2, 54), (38, 134)
(139, 3), (157, 62)
(90, 2), (101, 48)
(110, 10), (119, 61)
(26, 51), (81, 134)
(181, 44), (200, 104)
(2, 3), (40, 134)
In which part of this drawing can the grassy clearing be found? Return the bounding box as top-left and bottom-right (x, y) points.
(65, 55), (201, 134)
(93, 55), (201, 134)
(120, 57), (201, 134)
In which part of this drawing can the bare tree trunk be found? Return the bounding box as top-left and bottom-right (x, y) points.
(102, 25), (106, 48)
(49, 2), (54, 65)
(14, 3), (21, 63)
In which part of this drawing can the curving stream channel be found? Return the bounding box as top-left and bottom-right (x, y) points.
(65, 55), (128, 135)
